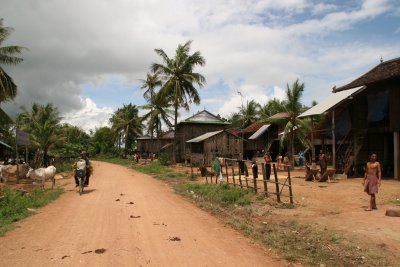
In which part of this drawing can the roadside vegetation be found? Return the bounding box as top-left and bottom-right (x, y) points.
(0, 187), (63, 236)
(132, 161), (187, 181)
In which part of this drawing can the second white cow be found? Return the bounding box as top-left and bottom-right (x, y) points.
(26, 166), (57, 189)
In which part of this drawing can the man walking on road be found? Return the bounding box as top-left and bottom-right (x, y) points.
(363, 153), (381, 211)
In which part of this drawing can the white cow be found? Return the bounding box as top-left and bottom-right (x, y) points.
(26, 166), (57, 189)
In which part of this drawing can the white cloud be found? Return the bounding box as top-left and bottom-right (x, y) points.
(1, 0), (398, 131)
(62, 98), (113, 133)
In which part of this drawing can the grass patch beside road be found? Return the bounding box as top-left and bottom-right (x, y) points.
(133, 161), (188, 181)
(0, 187), (64, 236)
(93, 156), (132, 166)
(175, 183), (252, 206)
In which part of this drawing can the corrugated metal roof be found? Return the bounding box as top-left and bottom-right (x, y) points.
(298, 86), (364, 118)
(0, 140), (12, 149)
(248, 124), (270, 140)
(186, 130), (224, 143)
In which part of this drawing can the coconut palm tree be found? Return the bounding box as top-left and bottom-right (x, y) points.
(259, 98), (286, 120)
(110, 104), (142, 157)
(0, 19), (26, 123)
(152, 40), (206, 162)
(16, 103), (61, 166)
(239, 100), (260, 128)
(141, 93), (173, 153)
(140, 70), (163, 153)
(268, 79), (310, 168)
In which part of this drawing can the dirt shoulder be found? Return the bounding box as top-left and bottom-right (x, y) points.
(0, 161), (285, 267)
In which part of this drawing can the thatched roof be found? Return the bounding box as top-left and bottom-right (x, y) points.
(334, 57), (400, 92)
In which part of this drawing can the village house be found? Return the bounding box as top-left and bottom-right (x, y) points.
(241, 118), (284, 161)
(175, 110), (231, 163)
(300, 57), (400, 179)
(186, 129), (242, 165)
(135, 130), (174, 157)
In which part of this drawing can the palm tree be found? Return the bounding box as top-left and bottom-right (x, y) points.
(259, 98), (286, 120)
(139, 70), (163, 153)
(0, 19), (26, 123)
(110, 104), (142, 157)
(152, 40), (206, 162)
(268, 79), (310, 168)
(16, 103), (61, 166)
(141, 93), (173, 153)
(239, 100), (260, 128)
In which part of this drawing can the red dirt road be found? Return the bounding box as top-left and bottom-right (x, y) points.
(0, 161), (284, 267)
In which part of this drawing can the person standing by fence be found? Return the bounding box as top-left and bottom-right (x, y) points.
(263, 151), (272, 180)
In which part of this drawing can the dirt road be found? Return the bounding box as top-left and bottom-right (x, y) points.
(0, 161), (284, 267)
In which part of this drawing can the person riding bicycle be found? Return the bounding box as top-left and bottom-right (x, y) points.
(74, 151), (91, 187)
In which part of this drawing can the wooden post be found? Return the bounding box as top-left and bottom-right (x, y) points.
(15, 142), (19, 184)
(238, 161), (243, 188)
(245, 162), (249, 189)
(190, 164), (194, 179)
(332, 110), (336, 169)
(253, 170), (258, 194)
(394, 131), (399, 180)
(288, 167), (294, 204)
(261, 163), (268, 196)
(25, 145), (28, 164)
(231, 161), (236, 186)
(225, 163), (229, 184)
(311, 116), (315, 163)
(273, 164), (281, 203)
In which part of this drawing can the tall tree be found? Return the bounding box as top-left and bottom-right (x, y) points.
(140, 70), (163, 153)
(141, 93), (173, 153)
(268, 79), (310, 167)
(90, 127), (115, 155)
(0, 19), (26, 123)
(259, 98), (286, 120)
(16, 103), (61, 166)
(110, 104), (142, 157)
(53, 124), (90, 158)
(239, 100), (260, 128)
(152, 40), (206, 162)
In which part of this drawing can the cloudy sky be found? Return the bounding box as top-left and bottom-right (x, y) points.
(1, 0), (399, 132)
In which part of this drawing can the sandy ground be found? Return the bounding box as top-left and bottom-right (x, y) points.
(0, 161), (285, 267)
(282, 172), (400, 260)
(190, 163), (400, 262)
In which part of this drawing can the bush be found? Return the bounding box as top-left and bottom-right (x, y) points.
(158, 153), (172, 166)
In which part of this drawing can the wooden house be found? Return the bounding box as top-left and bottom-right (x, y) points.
(186, 129), (242, 165)
(135, 130), (174, 156)
(176, 110), (231, 163)
(299, 57), (400, 179)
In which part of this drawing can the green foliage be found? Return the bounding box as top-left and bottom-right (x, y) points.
(0, 19), (26, 105)
(158, 152), (172, 166)
(16, 103), (62, 165)
(0, 187), (63, 236)
(110, 104), (142, 156)
(90, 127), (115, 155)
(53, 158), (75, 173)
(53, 124), (90, 158)
(175, 183), (252, 206)
(239, 100), (261, 128)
